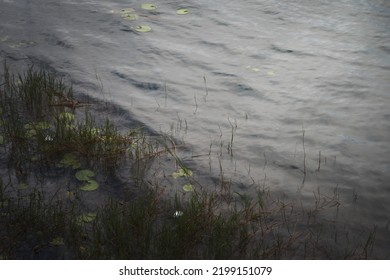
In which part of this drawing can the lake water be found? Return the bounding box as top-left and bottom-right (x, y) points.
(1, 0), (389, 257)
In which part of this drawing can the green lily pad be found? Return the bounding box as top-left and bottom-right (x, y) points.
(59, 112), (75, 122)
(24, 122), (51, 138)
(90, 128), (101, 136)
(25, 129), (37, 138)
(9, 41), (36, 48)
(80, 180), (99, 191)
(134, 25), (152, 32)
(141, 3), (156, 10)
(66, 191), (76, 200)
(183, 184), (194, 192)
(75, 169), (95, 181)
(76, 212), (97, 224)
(120, 8), (135, 14)
(267, 71), (275, 76)
(0, 36), (9, 42)
(172, 167), (193, 178)
(59, 153), (81, 169)
(50, 237), (64, 246)
(17, 183), (29, 190)
(176, 8), (189, 15)
(122, 13), (139, 20)
(24, 121), (51, 130)
(31, 156), (39, 161)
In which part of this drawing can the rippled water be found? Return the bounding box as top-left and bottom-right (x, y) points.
(1, 0), (390, 256)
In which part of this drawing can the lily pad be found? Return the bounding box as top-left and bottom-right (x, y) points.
(141, 3), (156, 10)
(267, 71), (275, 76)
(122, 13), (139, 20)
(25, 121), (51, 130)
(172, 167), (193, 178)
(183, 184), (194, 192)
(59, 153), (81, 169)
(176, 8), (189, 15)
(134, 25), (152, 32)
(246, 66), (260, 73)
(50, 237), (64, 246)
(9, 41), (36, 48)
(76, 212), (97, 224)
(59, 112), (75, 122)
(75, 169), (95, 181)
(66, 191), (76, 200)
(17, 183), (29, 190)
(80, 180), (99, 191)
(0, 36), (9, 42)
(25, 129), (37, 138)
(120, 8), (135, 14)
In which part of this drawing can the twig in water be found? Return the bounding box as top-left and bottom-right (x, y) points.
(302, 125), (306, 176)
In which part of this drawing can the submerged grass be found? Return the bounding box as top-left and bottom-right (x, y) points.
(0, 65), (385, 259)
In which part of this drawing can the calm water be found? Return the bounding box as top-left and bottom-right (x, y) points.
(1, 0), (389, 255)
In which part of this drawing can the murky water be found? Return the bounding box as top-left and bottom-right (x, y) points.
(1, 0), (389, 256)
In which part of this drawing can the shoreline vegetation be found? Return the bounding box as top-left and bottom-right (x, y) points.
(0, 65), (381, 259)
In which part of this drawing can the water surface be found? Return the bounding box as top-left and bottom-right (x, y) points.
(1, 0), (389, 257)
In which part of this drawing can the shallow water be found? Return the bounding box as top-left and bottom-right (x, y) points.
(1, 0), (389, 256)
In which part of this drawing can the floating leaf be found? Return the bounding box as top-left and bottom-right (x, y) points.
(122, 13), (139, 20)
(25, 129), (37, 138)
(134, 25), (152, 32)
(9, 41), (36, 48)
(66, 191), (76, 200)
(31, 156), (39, 161)
(59, 153), (81, 169)
(90, 127), (101, 136)
(246, 66), (260, 73)
(172, 167), (193, 178)
(183, 184), (194, 192)
(141, 3), (156, 10)
(176, 8), (189, 15)
(75, 169), (95, 181)
(24, 122), (51, 134)
(80, 180), (99, 191)
(267, 71), (275, 76)
(50, 237), (64, 246)
(120, 8), (135, 14)
(59, 112), (75, 122)
(36, 121), (51, 130)
(24, 122), (51, 130)
(77, 212), (97, 224)
(0, 36), (9, 42)
(17, 183), (29, 190)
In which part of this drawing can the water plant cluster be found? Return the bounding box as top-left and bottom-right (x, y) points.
(0, 66), (382, 259)
(118, 3), (190, 33)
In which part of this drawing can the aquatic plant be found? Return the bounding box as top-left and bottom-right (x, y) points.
(141, 4), (157, 10)
(176, 9), (189, 15)
(134, 25), (152, 32)
(0, 66), (386, 260)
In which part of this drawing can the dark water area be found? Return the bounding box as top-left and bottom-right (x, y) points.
(1, 0), (390, 257)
